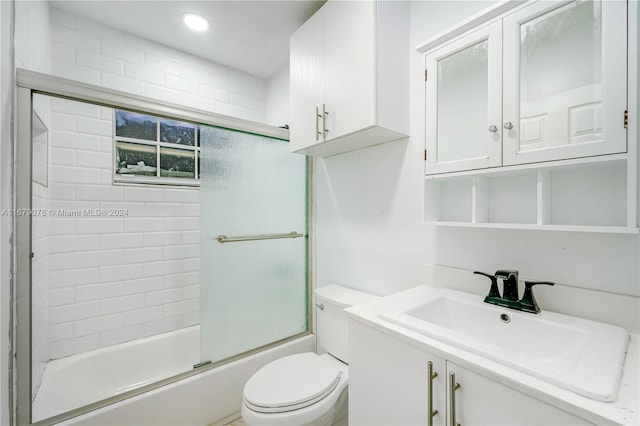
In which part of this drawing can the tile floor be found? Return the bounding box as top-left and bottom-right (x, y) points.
(224, 418), (245, 426)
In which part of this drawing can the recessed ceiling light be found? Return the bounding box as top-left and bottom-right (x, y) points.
(182, 13), (210, 32)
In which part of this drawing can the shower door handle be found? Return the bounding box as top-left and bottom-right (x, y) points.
(216, 231), (304, 244)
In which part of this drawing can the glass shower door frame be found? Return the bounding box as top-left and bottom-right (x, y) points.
(14, 68), (312, 426)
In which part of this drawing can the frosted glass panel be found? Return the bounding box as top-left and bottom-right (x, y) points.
(519, 0), (602, 151)
(437, 40), (489, 163)
(199, 126), (307, 363)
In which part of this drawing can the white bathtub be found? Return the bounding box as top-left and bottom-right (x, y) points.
(33, 326), (200, 422)
(32, 327), (313, 425)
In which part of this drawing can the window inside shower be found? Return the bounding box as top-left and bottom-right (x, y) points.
(114, 109), (201, 186)
(24, 91), (309, 424)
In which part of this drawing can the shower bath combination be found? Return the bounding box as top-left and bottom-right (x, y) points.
(15, 69), (310, 425)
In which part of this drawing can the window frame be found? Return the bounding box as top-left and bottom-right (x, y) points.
(113, 109), (201, 187)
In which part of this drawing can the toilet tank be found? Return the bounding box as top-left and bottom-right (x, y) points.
(314, 285), (379, 363)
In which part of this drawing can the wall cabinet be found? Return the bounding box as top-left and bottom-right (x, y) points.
(420, 0), (637, 233)
(349, 320), (593, 426)
(289, 1), (409, 157)
(425, 0), (628, 174)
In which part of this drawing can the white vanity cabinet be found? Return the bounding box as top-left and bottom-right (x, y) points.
(349, 320), (446, 425)
(289, 1), (409, 157)
(349, 320), (593, 426)
(447, 362), (592, 426)
(425, 0), (628, 174)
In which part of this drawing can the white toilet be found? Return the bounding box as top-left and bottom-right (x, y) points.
(241, 285), (378, 426)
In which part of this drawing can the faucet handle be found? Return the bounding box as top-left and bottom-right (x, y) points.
(520, 281), (555, 314)
(474, 271), (501, 299)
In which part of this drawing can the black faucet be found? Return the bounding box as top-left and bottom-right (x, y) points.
(495, 269), (519, 302)
(473, 270), (555, 314)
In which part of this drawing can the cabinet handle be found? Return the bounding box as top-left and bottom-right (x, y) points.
(503, 121), (513, 130)
(488, 125), (498, 133)
(449, 372), (461, 426)
(315, 106), (322, 141)
(428, 361), (438, 426)
(322, 104), (329, 138)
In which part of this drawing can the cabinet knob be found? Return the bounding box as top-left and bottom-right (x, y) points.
(503, 121), (513, 130)
(488, 125), (498, 133)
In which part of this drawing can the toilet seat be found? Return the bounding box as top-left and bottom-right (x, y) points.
(243, 353), (342, 414)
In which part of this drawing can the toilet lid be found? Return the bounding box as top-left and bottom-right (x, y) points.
(244, 353), (342, 413)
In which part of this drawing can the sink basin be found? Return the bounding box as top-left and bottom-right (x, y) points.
(378, 287), (629, 401)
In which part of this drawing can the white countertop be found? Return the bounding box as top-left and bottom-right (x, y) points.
(346, 285), (639, 426)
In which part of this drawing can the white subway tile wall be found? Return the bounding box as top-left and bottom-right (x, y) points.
(50, 8), (267, 122)
(45, 8), (271, 359)
(47, 97), (202, 359)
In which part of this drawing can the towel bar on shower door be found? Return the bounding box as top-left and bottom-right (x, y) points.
(215, 231), (304, 244)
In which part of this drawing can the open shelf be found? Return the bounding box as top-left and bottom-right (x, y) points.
(422, 221), (639, 235)
(423, 156), (637, 233)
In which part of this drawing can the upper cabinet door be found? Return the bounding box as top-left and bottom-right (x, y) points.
(502, 0), (627, 165)
(324, 1), (375, 141)
(289, 1), (409, 157)
(290, 8), (325, 152)
(425, 21), (503, 174)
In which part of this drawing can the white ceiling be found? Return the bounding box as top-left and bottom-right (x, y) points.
(49, 0), (325, 80)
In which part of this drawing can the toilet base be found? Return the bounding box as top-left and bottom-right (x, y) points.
(331, 389), (348, 426)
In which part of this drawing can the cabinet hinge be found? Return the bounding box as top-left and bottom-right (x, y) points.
(424, 69), (428, 81)
(424, 149), (427, 161)
(624, 110), (628, 128)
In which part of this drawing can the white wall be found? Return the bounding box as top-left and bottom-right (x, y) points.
(49, 8), (267, 122)
(14, 0), (51, 72)
(315, 1), (639, 326)
(14, 0), (53, 403)
(0, 0), (13, 423)
(266, 66), (290, 127)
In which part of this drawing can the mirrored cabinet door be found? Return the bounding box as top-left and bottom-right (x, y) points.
(502, 0), (627, 165)
(425, 21), (502, 174)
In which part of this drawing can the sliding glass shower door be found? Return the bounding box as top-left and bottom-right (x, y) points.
(18, 80), (308, 425)
(199, 126), (308, 363)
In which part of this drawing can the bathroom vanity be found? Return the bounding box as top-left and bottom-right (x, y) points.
(346, 286), (639, 426)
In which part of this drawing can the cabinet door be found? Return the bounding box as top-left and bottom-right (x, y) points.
(289, 7), (325, 152)
(349, 320), (446, 426)
(448, 362), (593, 425)
(425, 21), (503, 174)
(324, 0), (375, 141)
(502, 0), (627, 165)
